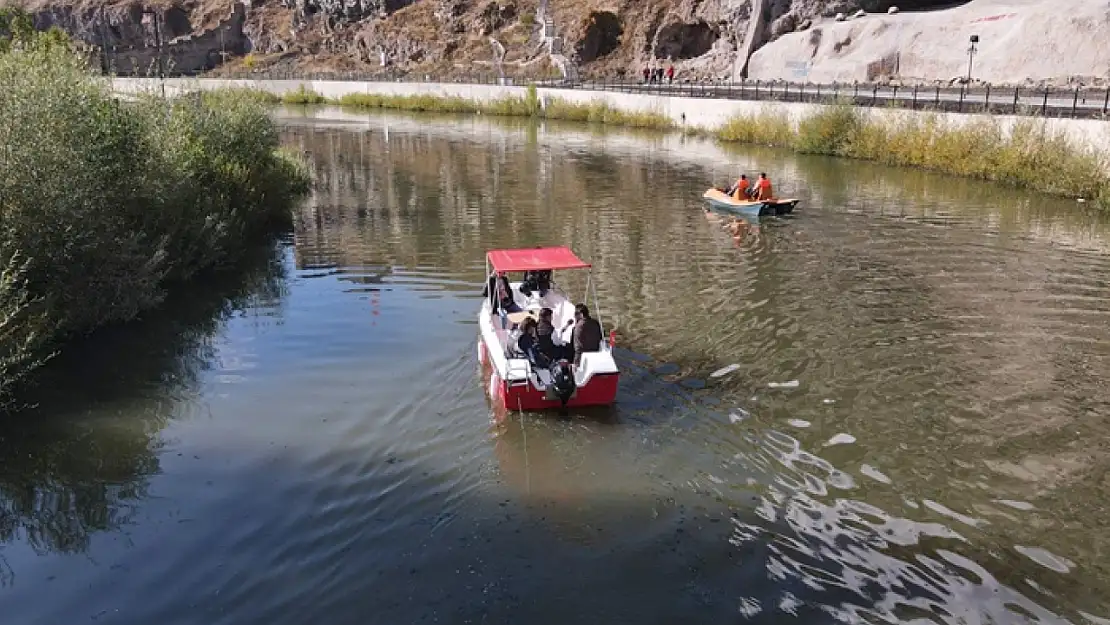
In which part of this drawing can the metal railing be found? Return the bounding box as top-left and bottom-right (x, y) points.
(128, 69), (1110, 120)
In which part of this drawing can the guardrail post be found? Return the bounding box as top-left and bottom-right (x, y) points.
(911, 85), (918, 110)
(984, 84), (990, 112)
(934, 86), (940, 107)
(815, 82), (820, 102)
(958, 85), (964, 112)
(871, 84), (878, 106)
(740, 79), (746, 98)
(853, 82), (859, 99)
(1072, 86), (1080, 118)
(1041, 89), (1048, 116)
(755, 80), (760, 98)
(1013, 87), (1020, 115)
(1103, 86), (1110, 114)
(892, 85), (898, 108)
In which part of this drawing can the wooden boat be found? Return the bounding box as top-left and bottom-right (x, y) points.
(478, 246), (619, 414)
(702, 188), (800, 217)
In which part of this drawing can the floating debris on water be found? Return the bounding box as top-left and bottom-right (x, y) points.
(1014, 545), (1075, 574)
(824, 433), (857, 446)
(823, 398), (836, 405)
(787, 419), (811, 428)
(860, 464), (892, 484)
(710, 363), (741, 378)
(767, 380), (800, 388)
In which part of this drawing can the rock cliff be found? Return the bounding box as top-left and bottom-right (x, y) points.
(3, 0), (1105, 85)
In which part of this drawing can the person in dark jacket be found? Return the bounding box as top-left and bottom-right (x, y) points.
(571, 303), (602, 367)
(482, 273), (521, 328)
(519, 269), (552, 298)
(517, 317), (550, 367)
(536, 307), (571, 361)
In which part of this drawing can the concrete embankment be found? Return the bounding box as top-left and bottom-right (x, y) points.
(112, 77), (1110, 156)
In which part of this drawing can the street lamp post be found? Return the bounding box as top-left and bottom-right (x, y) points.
(966, 34), (979, 83)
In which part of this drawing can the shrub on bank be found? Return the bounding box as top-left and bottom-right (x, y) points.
(0, 36), (310, 408)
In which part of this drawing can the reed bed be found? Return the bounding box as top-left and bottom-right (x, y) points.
(715, 106), (1109, 203)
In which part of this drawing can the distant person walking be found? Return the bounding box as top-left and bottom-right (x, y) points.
(642, 65), (650, 83)
(666, 64), (674, 83)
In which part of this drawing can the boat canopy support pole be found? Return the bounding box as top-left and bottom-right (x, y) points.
(587, 270), (604, 339)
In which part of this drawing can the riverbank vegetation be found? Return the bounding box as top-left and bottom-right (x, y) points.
(718, 106), (1110, 205)
(0, 16), (311, 410)
(273, 84), (674, 129)
(263, 83), (1109, 206)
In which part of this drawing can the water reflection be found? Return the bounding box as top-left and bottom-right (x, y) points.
(0, 243), (288, 560)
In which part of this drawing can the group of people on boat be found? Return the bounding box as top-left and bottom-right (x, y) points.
(483, 271), (603, 369)
(724, 172), (774, 202)
(517, 304), (601, 368)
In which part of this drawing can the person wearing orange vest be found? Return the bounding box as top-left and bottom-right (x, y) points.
(754, 172), (773, 201)
(729, 174), (751, 201)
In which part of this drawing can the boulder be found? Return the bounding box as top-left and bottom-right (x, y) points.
(835, 12), (847, 21)
(887, 6), (900, 14)
(769, 12), (797, 40)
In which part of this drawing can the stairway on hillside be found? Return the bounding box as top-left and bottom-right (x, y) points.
(536, 5), (578, 82)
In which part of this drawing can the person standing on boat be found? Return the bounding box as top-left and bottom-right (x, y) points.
(571, 304), (602, 367)
(754, 172), (774, 201)
(483, 273), (522, 328)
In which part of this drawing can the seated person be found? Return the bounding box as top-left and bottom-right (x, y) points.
(571, 303), (602, 367)
(516, 317), (551, 368)
(536, 307), (572, 361)
(519, 269), (552, 298)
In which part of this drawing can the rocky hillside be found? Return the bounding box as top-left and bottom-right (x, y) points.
(5, 0), (1106, 85)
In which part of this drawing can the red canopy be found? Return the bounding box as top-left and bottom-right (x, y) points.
(486, 246), (591, 273)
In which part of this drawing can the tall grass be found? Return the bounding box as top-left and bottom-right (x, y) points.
(716, 106), (1110, 205)
(0, 34), (310, 409)
(276, 83), (673, 130)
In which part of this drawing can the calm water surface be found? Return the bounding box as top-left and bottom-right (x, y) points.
(3, 107), (1110, 625)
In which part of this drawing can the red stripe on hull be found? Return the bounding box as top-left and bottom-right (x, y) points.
(478, 341), (618, 414)
(502, 373), (619, 411)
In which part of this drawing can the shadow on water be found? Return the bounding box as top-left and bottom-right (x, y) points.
(0, 241), (289, 561)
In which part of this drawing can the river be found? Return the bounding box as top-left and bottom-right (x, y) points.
(2, 106), (1110, 625)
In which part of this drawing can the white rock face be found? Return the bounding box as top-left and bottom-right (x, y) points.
(747, 0), (1110, 86)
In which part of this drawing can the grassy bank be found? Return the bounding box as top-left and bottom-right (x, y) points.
(0, 27), (311, 409)
(262, 83), (1109, 207)
(718, 106), (1110, 205)
(275, 83), (675, 129)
